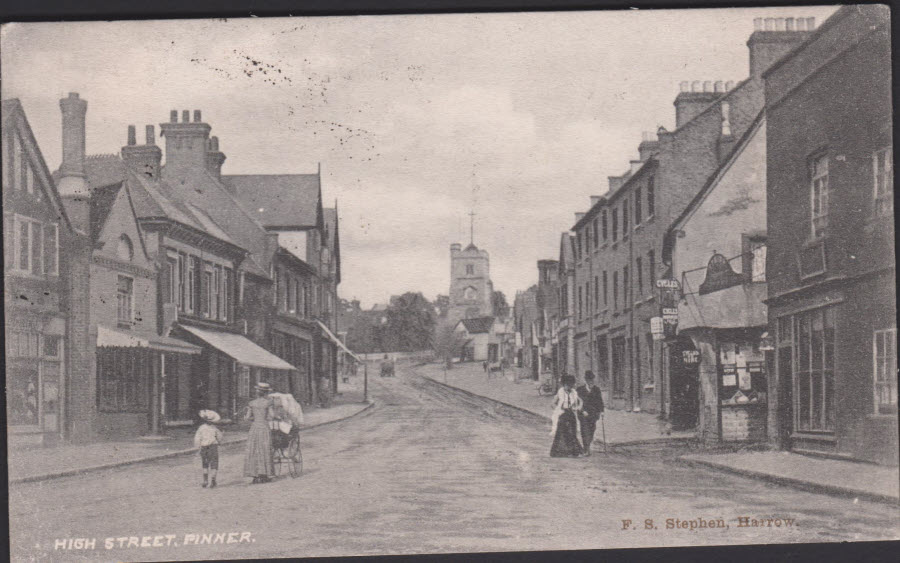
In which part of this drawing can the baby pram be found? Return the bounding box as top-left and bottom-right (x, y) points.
(268, 393), (304, 477)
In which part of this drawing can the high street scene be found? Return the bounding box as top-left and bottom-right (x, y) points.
(3, 5), (898, 561)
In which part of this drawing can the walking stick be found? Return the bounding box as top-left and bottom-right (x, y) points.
(601, 413), (608, 453)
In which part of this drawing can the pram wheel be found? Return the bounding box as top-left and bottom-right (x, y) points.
(272, 430), (303, 478)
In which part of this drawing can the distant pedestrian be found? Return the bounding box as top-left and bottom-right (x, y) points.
(550, 375), (584, 457)
(243, 382), (275, 484)
(577, 371), (605, 456)
(194, 410), (223, 488)
(483, 360), (488, 373)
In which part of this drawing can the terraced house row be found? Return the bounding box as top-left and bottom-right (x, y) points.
(541, 6), (896, 465)
(4, 95), (351, 446)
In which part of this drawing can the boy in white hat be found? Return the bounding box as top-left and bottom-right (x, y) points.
(194, 410), (224, 488)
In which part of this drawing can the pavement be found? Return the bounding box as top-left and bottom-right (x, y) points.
(680, 451), (900, 504)
(6, 375), (373, 484)
(417, 361), (900, 506)
(416, 361), (695, 446)
(9, 364), (898, 561)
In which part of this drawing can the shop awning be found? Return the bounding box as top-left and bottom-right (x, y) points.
(97, 325), (202, 355)
(316, 320), (362, 362)
(180, 325), (296, 370)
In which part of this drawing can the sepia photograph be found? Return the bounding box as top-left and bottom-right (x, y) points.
(2, 3), (898, 561)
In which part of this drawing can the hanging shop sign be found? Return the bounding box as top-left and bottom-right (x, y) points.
(699, 253), (745, 295)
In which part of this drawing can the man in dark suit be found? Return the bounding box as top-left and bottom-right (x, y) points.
(577, 371), (605, 456)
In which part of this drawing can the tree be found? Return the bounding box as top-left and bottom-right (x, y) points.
(432, 320), (466, 369)
(383, 292), (436, 352)
(433, 294), (450, 319)
(492, 290), (510, 319)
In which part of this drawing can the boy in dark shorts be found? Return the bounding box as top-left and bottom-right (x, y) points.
(194, 410), (224, 488)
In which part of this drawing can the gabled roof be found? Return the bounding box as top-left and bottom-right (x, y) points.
(2, 98), (73, 233)
(457, 316), (495, 334)
(223, 173), (322, 229)
(662, 109), (767, 262)
(90, 182), (124, 243)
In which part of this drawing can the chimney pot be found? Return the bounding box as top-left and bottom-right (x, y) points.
(714, 80), (724, 93)
(680, 81), (689, 92)
(765, 18), (775, 31)
(127, 125), (137, 146)
(785, 17), (795, 31)
(691, 81), (701, 92)
(807, 17), (815, 30)
(170, 110), (178, 123)
(703, 81), (712, 92)
(753, 17), (763, 31)
(775, 17), (785, 31)
(725, 80), (735, 91)
(211, 136), (219, 151)
(182, 110), (190, 123)
(146, 125), (155, 145)
(194, 110), (202, 123)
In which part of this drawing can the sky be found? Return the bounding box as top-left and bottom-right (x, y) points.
(1, 6), (838, 308)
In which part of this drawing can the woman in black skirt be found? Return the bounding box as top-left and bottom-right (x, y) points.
(550, 375), (584, 457)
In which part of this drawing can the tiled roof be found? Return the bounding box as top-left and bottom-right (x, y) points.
(223, 174), (321, 229)
(163, 167), (271, 278)
(84, 154), (127, 189)
(459, 316), (495, 334)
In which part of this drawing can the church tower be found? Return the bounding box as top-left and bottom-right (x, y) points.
(448, 212), (494, 324)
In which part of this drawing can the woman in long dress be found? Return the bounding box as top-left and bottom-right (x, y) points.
(244, 382), (275, 484)
(550, 375), (584, 457)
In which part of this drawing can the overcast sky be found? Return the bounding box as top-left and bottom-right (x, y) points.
(2, 6), (838, 307)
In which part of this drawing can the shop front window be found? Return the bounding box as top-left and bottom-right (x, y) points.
(793, 307), (835, 432)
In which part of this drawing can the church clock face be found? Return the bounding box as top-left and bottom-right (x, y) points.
(464, 287), (477, 300)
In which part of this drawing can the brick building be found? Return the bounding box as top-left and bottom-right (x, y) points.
(567, 15), (811, 418)
(763, 5), (896, 464)
(3, 98), (77, 446)
(64, 107), (295, 438)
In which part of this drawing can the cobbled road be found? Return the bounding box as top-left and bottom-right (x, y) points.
(9, 365), (899, 561)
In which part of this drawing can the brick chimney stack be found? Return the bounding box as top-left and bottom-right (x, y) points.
(747, 16), (815, 78)
(638, 130), (659, 161)
(159, 108), (211, 178)
(206, 135), (227, 180)
(673, 80), (723, 128)
(58, 93), (89, 232)
(121, 124), (162, 180)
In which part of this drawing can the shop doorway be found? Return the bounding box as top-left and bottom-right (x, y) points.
(669, 335), (700, 430)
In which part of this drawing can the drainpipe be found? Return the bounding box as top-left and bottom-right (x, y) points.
(628, 218), (636, 412)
